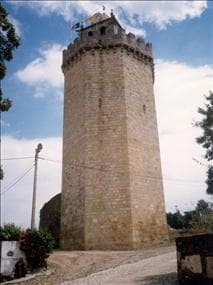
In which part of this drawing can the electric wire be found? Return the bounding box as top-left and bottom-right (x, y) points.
(39, 156), (204, 185)
(1, 155), (205, 197)
(2, 164), (35, 195)
(2, 156), (34, 161)
(39, 156), (61, 164)
(2, 162), (35, 190)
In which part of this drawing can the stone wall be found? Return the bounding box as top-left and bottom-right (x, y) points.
(39, 193), (61, 248)
(61, 47), (133, 250)
(61, 14), (168, 250)
(176, 234), (213, 284)
(123, 50), (168, 248)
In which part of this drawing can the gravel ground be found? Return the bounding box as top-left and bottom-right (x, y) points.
(61, 251), (177, 285)
(6, 244), (176, 285)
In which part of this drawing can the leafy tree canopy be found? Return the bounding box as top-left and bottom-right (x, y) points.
(196, 91), (213, 194)
(167, 199), (213, 231)
(0, 2), (20, 180)
(0, 2), (20, 111)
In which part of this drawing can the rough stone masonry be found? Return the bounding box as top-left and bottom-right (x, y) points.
(60, 11), (168, 250)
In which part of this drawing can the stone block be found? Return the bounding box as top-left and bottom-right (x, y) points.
(181, 255), (202, 274)
(206, 257), (213, 278)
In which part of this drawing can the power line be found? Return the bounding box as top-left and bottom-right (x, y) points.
(39, 156), (61, 164)
(2, 156), (34, 161)
(1, 156), (205, 197)
(2, 164), (35, 195)
(1, 156), (205, 185)
(2, 163), (34, 190)
(192, 157), (213, 168)
(40, 156), (204, 185)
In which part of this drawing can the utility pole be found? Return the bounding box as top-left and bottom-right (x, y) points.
(31, 143), (42, 229)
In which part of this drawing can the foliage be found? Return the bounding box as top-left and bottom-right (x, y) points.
(167, 210), (185, 229)
(195, 91), (213, 194)
(0, 2), (20, 111)
(0, 2), (20, 180)
(0, 225), (54, 270)
(19, 229), (54, 270)
(0, 223), (22, 241)
(206, 167), (213, 195)
(0, 165), (3, 179)
(195, 199), (209, 212)
(167, 199), (213, 233)
(191, 209), (213, 233)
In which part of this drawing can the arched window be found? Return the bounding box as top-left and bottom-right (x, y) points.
(88, 31), (93, 37)
(100, 26), (106, 35)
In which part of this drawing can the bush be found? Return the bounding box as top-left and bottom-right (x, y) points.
(19, 229), (54, 270)
(167, 200), (213, 232)
(0, 223), (22, 241)
(191, 210), (213, 233)
(166, 210), (185, 229)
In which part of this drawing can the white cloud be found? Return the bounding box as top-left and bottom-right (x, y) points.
(16, 43), (64, 98)
(10, 1), (207, 35)
(124, 25), (146, 38)
(1, 136), (62, 228)
(154, 60), (213, 212)
(11, 1), (74, 22)
(114, 1), (207, 29)
(155, 60), (213, 134)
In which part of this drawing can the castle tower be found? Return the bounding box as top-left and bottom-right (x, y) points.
(61, 12), (168, 250)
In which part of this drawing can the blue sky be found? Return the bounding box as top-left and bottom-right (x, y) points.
(1, 1), (213, 227)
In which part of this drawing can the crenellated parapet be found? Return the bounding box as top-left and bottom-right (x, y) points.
(62, 14), (154, 81)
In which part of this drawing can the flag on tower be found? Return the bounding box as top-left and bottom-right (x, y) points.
(84, 13), (102, 23)
(71, 22), (80, 30)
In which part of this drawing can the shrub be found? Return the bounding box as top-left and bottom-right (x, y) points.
(19, 229), (54, 270)
(167, 200), (213, 232)
(0, 223), (22, 241)
(191, 209), (213, 233)
(166, 210), (185, 229)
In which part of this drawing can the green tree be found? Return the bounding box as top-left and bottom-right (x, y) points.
(166, 209), (184, 229)
(0, 223), (22, 241)
(0, 2), (20, 179)
(166, 200), (213, 232)
(195, 199), (209, 212)
(196, 91), (213, 194)
(0, 2), (20, 110)
(0, 166), (3, 179)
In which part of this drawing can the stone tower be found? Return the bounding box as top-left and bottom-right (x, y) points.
(61, 12), (168, 250)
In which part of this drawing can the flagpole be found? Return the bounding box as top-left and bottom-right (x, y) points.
(69, 1), (73, 42)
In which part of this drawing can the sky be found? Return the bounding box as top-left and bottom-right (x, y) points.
(1, 0), (213, 228)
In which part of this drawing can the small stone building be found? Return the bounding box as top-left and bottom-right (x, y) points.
(39, 193), (61, 247)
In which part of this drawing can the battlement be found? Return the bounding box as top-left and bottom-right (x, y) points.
(62, 14), (153, 72)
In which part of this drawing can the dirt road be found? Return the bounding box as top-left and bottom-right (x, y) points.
(61, 251), (177, 285)
(8, 244), (176, 285)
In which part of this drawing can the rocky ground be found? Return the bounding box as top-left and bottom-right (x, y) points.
(4, 244), (177, 285)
